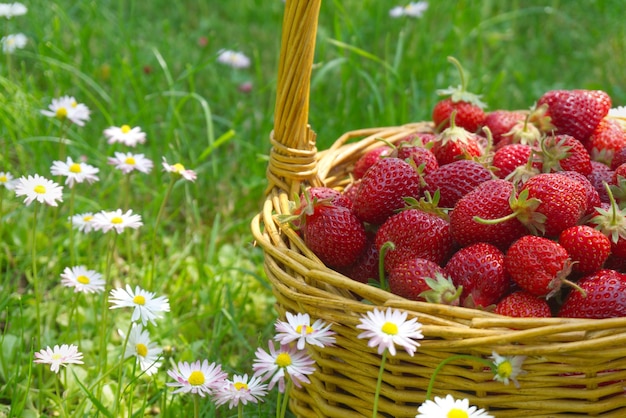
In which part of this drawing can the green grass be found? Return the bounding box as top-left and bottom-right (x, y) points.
(1, 0), (625, 416)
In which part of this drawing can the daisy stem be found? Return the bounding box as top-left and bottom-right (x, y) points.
(31, 204), (42, 349)
(424, 354), (494, 401)
(148, 176), (175, 289)
(193, 395), (200, 418)
(58, 120), (68, 162)
(113, 321), (133, 417)
(69, 187), (76, 265)
(278, 379), (292, 418)
(238, 403), (243, 418)
(372, 349), (388, 418)
(126, 360), (138, 418)
(99, 233), (118, 374)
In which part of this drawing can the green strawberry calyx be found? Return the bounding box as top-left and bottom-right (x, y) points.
(591, 182), (626, 244)
(419, 273), (463, 306)
(436, 56), (487, 109)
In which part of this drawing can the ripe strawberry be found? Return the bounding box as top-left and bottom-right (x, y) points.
(387, 257), (446, 301)
(352, 157), (422, 225)
(353, 145), (394, 179)
(297, 186), (353, 211)
(558, 269), (626, 318)
(444, 242), (510, 308)
(610, 145), (626, 170)
(537, 134), (592, 176)
(375, 209), (453, 272)
(482, 110), (527, 146)
(493, 117), (543, 149)
(491, 143), (534, 179)
(587, 161), (614, 203)
(589, 186), (626, 259)
(504, 235), (574, 298)
(430, 119), (484, 166)
(450, 179), (527, 250)
(536, 89), (611, 141)
(553, 171), (600, 218)
(338, 232), (379, 284)
(423, 160), (494, 208)
(495, 291), (552, 318)
(396, 143), (439, 175)
(586, 117), (626, 166)
(558, 225), (611, 275)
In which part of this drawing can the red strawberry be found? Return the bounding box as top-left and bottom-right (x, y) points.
(338, 233), (379, 284)
(482, 110), (527, 146)
(352, 157), (422, 225)
(536, 89), (611, 141)
(586, 117), (626, 166)
(558, 269), (626, 318)
(397, 143), (439, 175)
(353, 145), (394, 179)
(450, 179), (527, 250)
(558, 225), (611, 275)
(387, 257), (446, 301)
(504, 235), (574, 298)
(610, 145), (626, 170)
(430, 119), (484, 166)
(444, 242), (510, 308)
(587, 161), (614, 203)
(297, 186), (353, 211)
(423, 160), (494, 208)
(554, 170), (601, 217)
(537, 134), (592, 176)
(589, 186), (626, 259)
(495, 291), (552, 318)
(375, 209), (453, 272)
(491, 143), (534, 179)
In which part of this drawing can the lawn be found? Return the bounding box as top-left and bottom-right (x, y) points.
(1, 0), (624, 417)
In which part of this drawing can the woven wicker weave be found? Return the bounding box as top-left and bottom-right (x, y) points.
(250, 1), (626, 416)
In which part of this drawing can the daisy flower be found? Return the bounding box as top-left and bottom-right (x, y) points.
(489, 351), (526, 388)
(108, 152), (153, 174)
(213, 373), (268, 409)
(41, 96), (91, 127)
(109, 284), (170, 326)
(167, 360), (227, 397)
(91, 208), (143, 234)
(33, 344), (84, 374)
(103, 124), (147, 147)
(252, 341), (316, 393)
(60, 265), (105, 294)
(0, 171), (17, 190)
(609, 106), (626, 118)
(162, 157), (197, 182)
(123, 323), (163, 376)
(356, 307), (423, 356)
(69, 212), (95, 233)
(14, 174), (63, 206)
(50, 157), (99, 187)
(2, 33), (27, 54)
(0, 2), (27, 19)
(217, 49), (251, 69)
(390, 1), (429, 18)
(274, 312), (336, 350)
(416, 394), (493, 418)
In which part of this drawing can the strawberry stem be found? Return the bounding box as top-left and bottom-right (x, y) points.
(378, 241), (395, 291)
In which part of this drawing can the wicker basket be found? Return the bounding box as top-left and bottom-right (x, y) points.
(250, 1), (626, 417)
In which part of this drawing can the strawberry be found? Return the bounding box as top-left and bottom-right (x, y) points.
(495, 291), (552, 318)
(554, 170), (601, 217)
(588, 185), (626, 259)
(353, 145), (394, 179)
(444, 242), (510, 308)
(423, 160), (494, 208)
(558, 269), (626, 319)
(338, 233), (379, 284)
(297, 186), (353, 211)
(610, 145), (626, 170)
(375, 209), (453, 272)
(504, 235), (574, 298)
(430, 117), (484, 166)
(450, 179), (527, 250)
(536, 89), (611, 141)
(396, 143), (439, 176)
(493, 116), (542, 149)
(482, 110), (527, 146)
(387, 257), (446, 301)
(352, 157), (422, 225)
(558, 225), (611, 275)
(491, 143), (534, 179)
(537, 134), (592, 176)
(432, 57), (487, 133)
(586, 117), (626, 166)
(587, 161), (614, 203)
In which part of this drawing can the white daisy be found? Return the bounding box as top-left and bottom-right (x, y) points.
(60, 265), (104, 294)
(213, 373), (268, 409)
(0, 2), (27, 19)
(50, 157), (99, 188)
(216, 49), (251, 69)
(390, 1), (428, 18)
(162, 157), (197, 182)
(0, 171), (17, 190)
(103, 124), (147, 147)
(14, 174), (63, 206)
(356, 307), (424, 356)
(1, 33), (27, 54)
(33, 344), (84, 374)
(91, 209), (143, 234)
(167, 360), (227, 397)
(69, 212), (96, 233)
(252, 341), (316, 393)
(109, 284), (170, 326)
(489, 351), (526, 388)
(274, 312), (336, 350)
(108, 152), (153, 174)
(40, 96), (91, 127)
(123, 323), (163, 376)
(416, 394), (493, 418)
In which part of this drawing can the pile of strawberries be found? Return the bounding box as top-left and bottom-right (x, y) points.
(285, 60), (626, 319)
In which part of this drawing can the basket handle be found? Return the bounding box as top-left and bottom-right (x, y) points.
(267, 0), (323, 198)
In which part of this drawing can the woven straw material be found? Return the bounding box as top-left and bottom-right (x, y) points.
(251, 1), (626, 416)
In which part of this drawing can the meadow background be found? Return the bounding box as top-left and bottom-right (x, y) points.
(1, 0), (625, 416)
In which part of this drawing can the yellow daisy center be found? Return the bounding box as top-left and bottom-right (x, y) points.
(76, 275), (90, 284)
(83, 215), (93, 222)
(188, 370), (205, 386)
(497, 360), (513, 378)
(124, 157), (136, 165)
(52, 353), (62, 361)
(56, 107), (68, 119)
(133, 295), (146, 305)
(121, 124), (131, 133)
(296, 324), (314, 334)
(69, 163), (82, 173)
(447, 409), (469, 418)
(71, 100), (77, 108)
(172, 163), (185, 173)
(111, 216), (124, 224)
(381, 321), (398, 335)
(275, 352), (292, 368)
(135, 343), (148, 357)
(34, 185), (46, 194)
(234, 381), (248, 391)
(0, 175), (7, 183)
